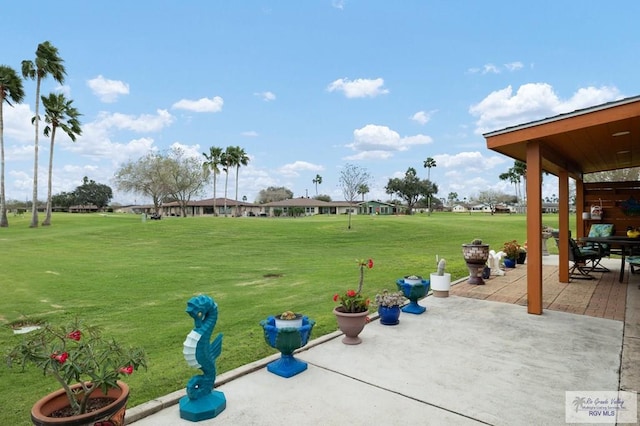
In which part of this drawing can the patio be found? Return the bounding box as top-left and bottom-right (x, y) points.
(451, 256), (628, 321)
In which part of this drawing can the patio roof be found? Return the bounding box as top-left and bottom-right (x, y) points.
(484, 95), (640, 314)
(485, 95), (640, 178)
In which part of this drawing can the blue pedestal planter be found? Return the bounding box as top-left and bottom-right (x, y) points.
(396, 278), (430, 314)
(260, 315), (315, 378)
(504, 258), (516, 268)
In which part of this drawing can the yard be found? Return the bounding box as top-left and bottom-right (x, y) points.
(0, 211), (565, 425)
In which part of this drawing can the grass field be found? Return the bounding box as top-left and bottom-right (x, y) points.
(0, 211), (565, 425)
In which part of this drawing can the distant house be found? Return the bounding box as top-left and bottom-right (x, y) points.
(452, 204), (469, 213)
(358, 200), (397, 215)
(261, 198), (359, 216)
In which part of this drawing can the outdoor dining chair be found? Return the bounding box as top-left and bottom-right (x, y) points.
(552, 231), (604, 280)
(581, 223), (615, 272)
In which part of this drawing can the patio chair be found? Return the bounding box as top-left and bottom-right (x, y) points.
(581, 223), (615, 272)
(552, 231), (603, 280)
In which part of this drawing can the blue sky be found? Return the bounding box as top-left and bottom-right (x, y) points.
(2, 1), (639, 205)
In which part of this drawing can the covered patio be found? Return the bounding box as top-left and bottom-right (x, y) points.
(484, 95), (640, 314)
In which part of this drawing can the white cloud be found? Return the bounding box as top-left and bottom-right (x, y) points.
(327, 77), (389, 98)
(410, 110), (434, 125)
(278, 161), (324, 177)
(332, 0), (345, 9)
(467, 61), (524, 75)
(469, 83), (622, 134)
(94, 109), (174, 133)
(504, 61), (523, 71)
(170, 142), (202, 159)
(241, 131), (259, 137)
(254, 91), (276, 102)
(434, 151), (506, 174)
(87, 75), (130, 103)
(347, 124), (432, 154)
(172, 96), (224, 113)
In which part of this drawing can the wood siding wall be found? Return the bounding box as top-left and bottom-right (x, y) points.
(582, 181), (640, 236)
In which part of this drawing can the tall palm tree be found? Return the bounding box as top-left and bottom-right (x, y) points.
(357, 183), (369, 202)
(312, 174), (322, 195)
(202, 146), (224, 216)
(40, 93), (82, 226)
(224, 146), (249, 216)
(220, 149), (230, 216)
(22, 41), (66, 228)
(0, 66), (25, 227)
(423, 157), (436, 216)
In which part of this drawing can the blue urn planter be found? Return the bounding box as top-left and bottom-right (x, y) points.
(396, 278), (430, 314)
(260, 315), (315, 378)
(378, 305), (401, 325)
(504, 258), (516, 268)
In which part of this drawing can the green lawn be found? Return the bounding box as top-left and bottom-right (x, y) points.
(0, 212), (564, 425)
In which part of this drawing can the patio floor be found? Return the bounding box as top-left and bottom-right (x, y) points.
(450, 256), (628, 321)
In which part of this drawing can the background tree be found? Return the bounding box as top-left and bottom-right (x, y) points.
(314, 194), (331, 202)
(338, 163), (371, 229)
(221, 148), (230, 216)
(40, 93), (81, 226)
(312, 174), (322, 195)
(73, 176), (113, 209)
(202, 146), (224, 216)
(163, 147), (208, 217)
(0, 65), (25, 227)
(51, 191), (75, 209)
(114, 152), (171, 214)
(447, 192), (459, 206)
(423, 157), (437, 216)
(585, 167), (640, 182)
(385, 167), (438, 215)
(22, 41), (66, 228)
(256, 186), (293, 203)
(226, 146), (249, 216)
(357, 183), (369, 202)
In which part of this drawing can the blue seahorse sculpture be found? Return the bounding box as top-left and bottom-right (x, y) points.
(179, 294), (226, 421)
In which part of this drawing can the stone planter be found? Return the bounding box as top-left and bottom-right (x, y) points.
(462, 243), (490, 285)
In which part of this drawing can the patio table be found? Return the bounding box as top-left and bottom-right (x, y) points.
(580, 236), (640, 282)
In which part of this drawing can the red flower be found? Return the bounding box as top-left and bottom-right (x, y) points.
(367, 259), (374, 269)
(51, 352), (69, 364)
(333, 293), (339, 302)
(119, 365), (134, 375)
(346, 289), (357, 297)
(67, 330), (82, 341)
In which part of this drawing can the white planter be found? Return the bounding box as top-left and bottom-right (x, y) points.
(403, 275), (423, 285)
(430, 273), (451, 298)
(274, 315), (303, 329)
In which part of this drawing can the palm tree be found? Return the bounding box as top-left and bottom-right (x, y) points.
(0, 66), (25, 227)
(40, 93), (82, 226)
(357, 183), (369, 202)
(202, 146), (224, 216)
(22, 41), (66, 228)
(423, 157), (436, 216)
(312, 174), (322, 195)
(225, 146), (250, 216)
(220, 149), (230, 216)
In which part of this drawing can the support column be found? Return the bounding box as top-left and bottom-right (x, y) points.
(558, 170), (570, 283)
(526, 141), (543, 315)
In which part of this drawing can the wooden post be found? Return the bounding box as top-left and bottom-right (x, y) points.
(526, 141), (543, 314)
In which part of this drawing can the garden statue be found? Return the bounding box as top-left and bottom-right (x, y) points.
(488, 250), (506, 276)
(180, 294), (226, 421)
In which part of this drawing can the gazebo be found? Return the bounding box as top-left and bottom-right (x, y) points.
(484, 95), (640, 314)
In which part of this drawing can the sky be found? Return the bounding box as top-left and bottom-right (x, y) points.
(1, 1), (639, 206)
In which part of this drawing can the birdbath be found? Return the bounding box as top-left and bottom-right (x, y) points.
(541, 231), (552, 256)
(396, 277), (430, 314)
(260, 315), (315, 378)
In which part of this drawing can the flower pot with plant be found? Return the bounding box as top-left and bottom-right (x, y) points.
(274, 311), (303, 329)
(502, 240), (521, 268)
(374, 290), (407, 325)
(396, 275), (430, 314)
(332, 258), (373, 345)
(430, 257), (451, 298)
(7, 318), (146, 426)
(462, 238), (490, 285)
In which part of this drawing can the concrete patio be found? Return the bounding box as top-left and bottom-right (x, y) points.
(126, 256), (640, 425)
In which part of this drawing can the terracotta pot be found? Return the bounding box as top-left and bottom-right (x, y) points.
(333, 308), (369, 345)
(31, 381), (129, 426)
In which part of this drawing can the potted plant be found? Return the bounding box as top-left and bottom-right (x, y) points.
(502, 240), (520, 268)
(332, 258), (373, 345)
(430, 257), (451, 298)
(274, 310), (303, 328)
(462, 238), (490, 284)
(517, 242), (527, 264)
(7, 318), (147, 426)
(373, 290), (406, 325)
